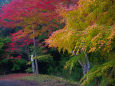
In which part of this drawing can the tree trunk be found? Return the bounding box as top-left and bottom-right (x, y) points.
(71, 51), (90, 75)
(85, 53), (90, 73)
(31, 55), (35, 73)
(78, 53), (90, 75)
(32, 27), (39, 74)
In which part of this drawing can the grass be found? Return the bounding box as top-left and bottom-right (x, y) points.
(20, 74), (79, 86)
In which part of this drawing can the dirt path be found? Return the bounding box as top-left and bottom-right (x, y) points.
(0, 80), (78, 86)
(0, 73), (42, 86)
(0, 74), (78, 86)
(0, 80), (42, 86)
(0, 73), (33, 80)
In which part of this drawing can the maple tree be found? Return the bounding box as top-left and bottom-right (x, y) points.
(0, 0), (76, 74)
(0, 0), (58, 74)
(5, 30), (33, 60)
(45, 0), (115, 85)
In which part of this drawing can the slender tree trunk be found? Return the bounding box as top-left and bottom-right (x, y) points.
(85, 53), (90, 73)
(32, 26), (39, 74)
(78, 53), (90, 75)
(78, 60), (87, 75)
(31, 55), (35, 73)
(71, 51), (90, 75)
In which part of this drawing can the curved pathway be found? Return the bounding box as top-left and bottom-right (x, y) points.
(0, 80), (42, 86)
(0, 73), (42, 86)
(0, 74), (78, 86)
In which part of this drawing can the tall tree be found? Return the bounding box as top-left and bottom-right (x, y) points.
(0, 0), (72, 74)
(45, 0), (115, 85)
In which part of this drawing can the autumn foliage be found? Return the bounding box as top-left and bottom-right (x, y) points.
(0, 0), (115, 85)
(0, 0), (65, 58)
(45, 0), (115, 85)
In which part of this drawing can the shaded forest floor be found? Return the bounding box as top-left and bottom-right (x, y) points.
(0, 73), (79, 86)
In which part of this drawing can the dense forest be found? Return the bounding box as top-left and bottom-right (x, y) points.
(0, 0), (115, 86)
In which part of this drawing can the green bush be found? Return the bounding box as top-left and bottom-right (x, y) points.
(25, 67), (33, 73)
(0, 58), (27, 74)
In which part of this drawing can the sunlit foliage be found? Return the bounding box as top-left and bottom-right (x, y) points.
(46, 0), (115, 85)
